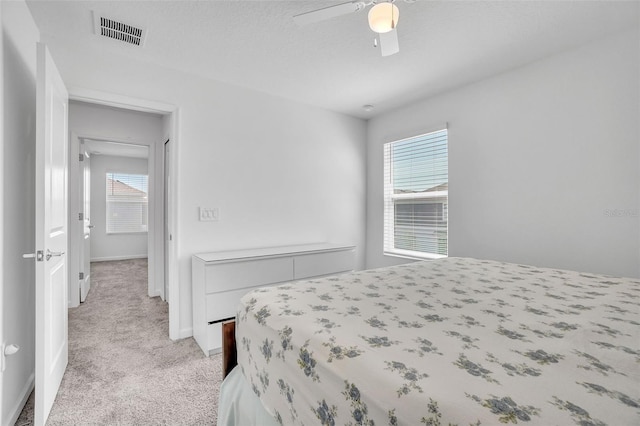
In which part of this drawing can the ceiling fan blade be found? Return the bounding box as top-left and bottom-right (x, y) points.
(293, 1), (364, 26)
(379, 28), (399, 56)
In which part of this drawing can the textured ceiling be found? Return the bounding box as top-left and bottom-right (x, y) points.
(26, 0), (639, 119)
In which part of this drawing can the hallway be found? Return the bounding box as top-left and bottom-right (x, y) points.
(16, 259), (222, 425)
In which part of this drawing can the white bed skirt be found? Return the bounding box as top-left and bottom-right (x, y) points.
(217, 366), (280, 426)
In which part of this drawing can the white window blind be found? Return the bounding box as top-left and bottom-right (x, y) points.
(106, 173), (148, 234)
(384, 129), (448, 259)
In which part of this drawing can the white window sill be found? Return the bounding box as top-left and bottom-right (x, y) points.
(384, 250), (447, 262)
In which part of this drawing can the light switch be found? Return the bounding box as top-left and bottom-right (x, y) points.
(199, 207), (219, 222)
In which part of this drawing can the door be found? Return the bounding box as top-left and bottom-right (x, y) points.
(34, 43), (69, 426)
(80, 143), (91, 302)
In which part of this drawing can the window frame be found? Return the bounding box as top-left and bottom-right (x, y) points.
(105, 172), (149, 235)
(383, 128), (448, 260)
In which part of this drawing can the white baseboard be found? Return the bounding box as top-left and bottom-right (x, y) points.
(178, 327), (193, 339)
(90, 255), (148, 262)
(5, 372), (34, 426)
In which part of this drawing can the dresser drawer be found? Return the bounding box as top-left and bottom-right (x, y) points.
(205, 257), (293, 293)
(294, 249), (355, 280)
(205, 288), (254, 323)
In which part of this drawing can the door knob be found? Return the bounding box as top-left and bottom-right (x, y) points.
(88, 225), (95, 229)
(1, 344), (20, 372)
(4, 344), (19, 356)
(46, 249), (65, 261)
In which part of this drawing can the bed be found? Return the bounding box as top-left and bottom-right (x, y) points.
(217, 257), (640, 425)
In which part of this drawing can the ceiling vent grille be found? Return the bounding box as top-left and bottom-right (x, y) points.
(93, 13), (146, 47)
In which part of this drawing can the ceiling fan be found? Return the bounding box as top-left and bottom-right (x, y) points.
(294, 0), (414, 57)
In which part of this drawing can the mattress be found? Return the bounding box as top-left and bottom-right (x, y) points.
(234, 257), (640, 425)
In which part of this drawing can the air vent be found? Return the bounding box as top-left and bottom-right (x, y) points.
(93, 12), (146, 47)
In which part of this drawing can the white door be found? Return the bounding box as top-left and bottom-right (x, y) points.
(34, 43), (69, 426)
(80, 144), (91, 302)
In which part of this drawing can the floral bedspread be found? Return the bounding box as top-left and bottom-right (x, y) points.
(236, 257), (640, 425)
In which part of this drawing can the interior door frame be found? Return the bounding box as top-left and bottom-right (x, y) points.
(0, 11), (5, 424)
(163, 139), (170, 302)
(68, 132), (84, 308)
(68, 133), (155, 304)
(67, 88), (180, 340)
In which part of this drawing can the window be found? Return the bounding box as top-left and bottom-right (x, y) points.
(106, 172), (148, 234)
(384, 129), (448, 259)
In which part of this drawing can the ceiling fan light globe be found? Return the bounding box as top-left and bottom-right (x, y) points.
(368, 2), (399, 34)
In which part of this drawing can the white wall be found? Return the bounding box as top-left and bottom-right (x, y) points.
(47, 42), (367, 337)
(1, 1), (38, 424)
(89, 154), (149, 261)
(367, 29), (640, 278)
(69, 101), (164, 145)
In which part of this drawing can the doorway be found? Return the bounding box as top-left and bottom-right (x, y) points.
(66, 96), (179, 340)
(68, 102), (163, 306)
(81, 139), (150, 304)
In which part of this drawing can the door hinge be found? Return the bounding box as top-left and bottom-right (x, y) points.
(79, 272), (84, 280)
(79, 154), (84, 162)
(79, 212), (83, 221)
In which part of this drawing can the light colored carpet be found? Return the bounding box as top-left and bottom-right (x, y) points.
(15, 258), (223, 425)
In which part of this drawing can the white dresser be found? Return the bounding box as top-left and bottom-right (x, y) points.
(192, 243), (356, 355)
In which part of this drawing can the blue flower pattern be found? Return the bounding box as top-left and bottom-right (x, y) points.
(235, 257), (640, 425)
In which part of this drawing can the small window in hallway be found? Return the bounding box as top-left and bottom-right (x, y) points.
(106, 172), (149, 233)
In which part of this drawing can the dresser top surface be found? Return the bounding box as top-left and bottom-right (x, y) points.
(193, 243), (355, 263)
